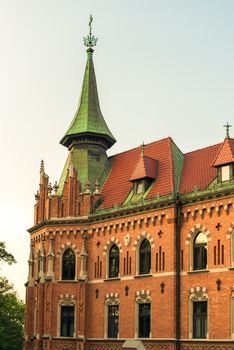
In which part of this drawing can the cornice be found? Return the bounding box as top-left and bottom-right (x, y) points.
(28, 181), (234, 234)
(180, 180), (234, 205)
(28, 194), (175, 234)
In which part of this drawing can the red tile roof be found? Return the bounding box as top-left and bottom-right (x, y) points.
(129, 154), (157, 181)
(180, 143), (220, 194)
(101, 138), (174, 209)
(100, 138), (223, 209)
(212, 138), (234, 167)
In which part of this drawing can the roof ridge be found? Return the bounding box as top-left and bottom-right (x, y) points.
(108, 137), (172, 159)
(184, 141), (222, 156)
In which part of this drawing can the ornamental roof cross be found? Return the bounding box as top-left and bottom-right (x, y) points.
(83, 14), (98, 49)
(223, 121), (232, 138)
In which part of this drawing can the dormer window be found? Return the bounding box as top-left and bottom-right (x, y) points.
(136, 181), (144, 194)
(221, 165), (230, 181)
(135, 179), (154, 195)
(217, 164), (234, 182)
(129, 147), (158, 198)
(212, 131), (234, 181)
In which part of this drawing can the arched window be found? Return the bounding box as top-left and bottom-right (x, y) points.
(62, 248), (75, 280)
(193, 232), (207, 270)
(139, 239), (151, 275)
(109, 244), (119, 278)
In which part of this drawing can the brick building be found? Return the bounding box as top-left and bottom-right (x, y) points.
(24, 23), (234, 350)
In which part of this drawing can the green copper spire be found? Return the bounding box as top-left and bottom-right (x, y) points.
(60, 16), (116, 149)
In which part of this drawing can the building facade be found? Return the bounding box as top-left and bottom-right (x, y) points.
(24, 23), (234, 350)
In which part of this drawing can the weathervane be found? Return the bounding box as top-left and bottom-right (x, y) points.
(223, 122), (232, 138)
(83, 15), (98, 49)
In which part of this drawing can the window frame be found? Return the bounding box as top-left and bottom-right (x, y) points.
(104, 294), (119, 339)
(60, 305), (75, 337)
(107, 305), (119, 338)
(135, 291), (152, 338)
(108, 244), (120, 279)
(138, 303), (151, 338)
(189, 231), (208, 272)
(192, 301), (207, 339)
(189, 288), (208, 339)
(138, 238), (151, 275)
(61, 248), (76, 281)
(57, 296), (76, 338)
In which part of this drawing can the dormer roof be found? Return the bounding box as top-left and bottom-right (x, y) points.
(129, 153), (157, 182)
(212, 137), (234, 167)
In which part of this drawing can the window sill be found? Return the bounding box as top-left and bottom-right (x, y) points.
(104, 277), (121, 282)
(52, 336), (82, 340)
(187, 269), (209, 274)
(57, 280), (78, 283)
(134, 274), (152, 278)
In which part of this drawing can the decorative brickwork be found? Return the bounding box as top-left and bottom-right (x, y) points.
(53, 339), (77, 350)
(103, 238), (123, 255)
(57, 242), (79, 256)
(133, 231), (155, 251)
(181, 344), (234, 350)
(185, 224), (211, 245)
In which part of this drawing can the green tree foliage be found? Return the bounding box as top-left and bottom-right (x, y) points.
(0, 241), (16, 265)
(0, 242), (25, 350)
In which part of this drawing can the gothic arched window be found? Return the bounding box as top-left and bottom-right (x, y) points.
(62, 248), (75, 280)
(139, 239), (151, 275)
(193, 232), (207, 270)
(109, 244), (119, 278)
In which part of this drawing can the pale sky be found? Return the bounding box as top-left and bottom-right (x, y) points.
(1, 0), (234, 300)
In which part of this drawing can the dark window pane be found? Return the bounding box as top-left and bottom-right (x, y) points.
(193, 302), (207, 339)
(139, 303), (150, 338)
(109, 245), (119, 278)
(108, 305), (119, 338)
(139, 239), (151, 274)
(60, 306), (74, 337)
(193, 233), (207, 270)
(62, 249), (75, 280)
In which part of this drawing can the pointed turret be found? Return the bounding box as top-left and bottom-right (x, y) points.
(60, 16), (116, 150)
(60, 48), (116, 149)
(58, 17), (115, 194)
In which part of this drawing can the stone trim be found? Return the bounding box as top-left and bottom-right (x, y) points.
(29, 211), (169, 238)
(58, 294), (76, 305)
(186, 224), (211, 245)
(133, 231), (155, 251)
(135, 290), (151, 303)
(103, 238), (123, 256)
(57, 242), (79, 257)
(182, 200), (233, 221)
(226, 222), (234, 239)
(189, 286), (208, 295)
(105, 292), (119, 301)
